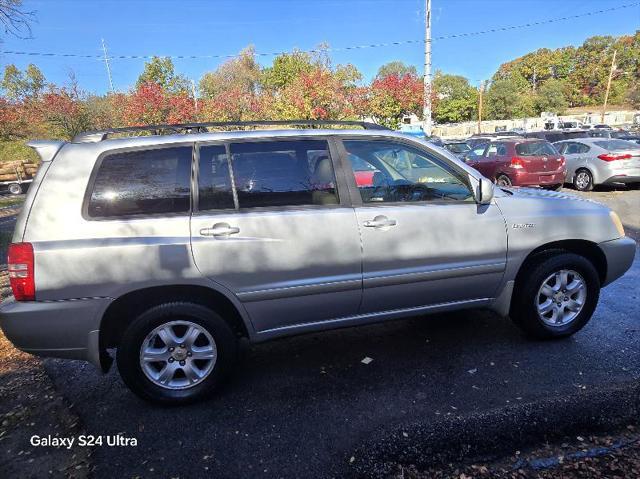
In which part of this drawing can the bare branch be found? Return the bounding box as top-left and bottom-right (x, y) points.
(0, 0), (35, 39)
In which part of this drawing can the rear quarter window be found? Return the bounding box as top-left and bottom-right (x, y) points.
(594, 140), (640, 151)
(87, 146), (192, 218)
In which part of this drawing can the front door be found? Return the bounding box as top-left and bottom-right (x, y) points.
(190, 138), (362, 333)
(339, 138), (508, 314)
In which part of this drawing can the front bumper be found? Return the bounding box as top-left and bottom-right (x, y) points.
(599, 236), (637, 286)
(0, 296), (111, 367)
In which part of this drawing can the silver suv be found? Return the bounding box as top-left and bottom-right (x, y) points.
(1, 121), (636, 404)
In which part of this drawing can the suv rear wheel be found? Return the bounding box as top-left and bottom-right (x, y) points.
(116, 302), (237, 404)
(510, 252), (600, 339)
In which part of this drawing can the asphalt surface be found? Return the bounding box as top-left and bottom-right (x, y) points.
(4, 187), (640, 478)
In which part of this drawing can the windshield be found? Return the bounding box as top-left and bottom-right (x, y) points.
(445, 143), (471, 154)
(515, 141), (558, 156)
(594, 140), (640, 151)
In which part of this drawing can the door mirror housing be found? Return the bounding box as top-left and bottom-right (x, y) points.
(474, 176), (494, 205)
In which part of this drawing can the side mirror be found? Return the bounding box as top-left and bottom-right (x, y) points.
(475, 177), (494, 205)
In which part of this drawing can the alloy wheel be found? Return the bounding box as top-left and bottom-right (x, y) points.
(535, 269), (587, 326)
(139, 320), (217, 390)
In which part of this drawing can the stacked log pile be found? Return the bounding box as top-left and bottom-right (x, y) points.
(0, 160), (39, 182)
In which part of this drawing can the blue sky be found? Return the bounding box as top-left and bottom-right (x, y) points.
(1, 0), (639, 94)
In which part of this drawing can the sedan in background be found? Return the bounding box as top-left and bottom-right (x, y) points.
(554, 138), (640, 191)
(465, 139), (566, 190)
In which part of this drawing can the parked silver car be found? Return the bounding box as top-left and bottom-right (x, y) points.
(0, 121), (636, 404)
(554, 138), (640, 191)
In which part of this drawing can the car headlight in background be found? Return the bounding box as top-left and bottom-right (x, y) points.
(610, 211), (625, 238)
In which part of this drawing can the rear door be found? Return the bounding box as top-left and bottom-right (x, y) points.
(190, 138), (362, 333)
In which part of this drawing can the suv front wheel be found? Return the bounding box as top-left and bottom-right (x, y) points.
(117, 302), (237, 404)
(510, 252), (600, 339)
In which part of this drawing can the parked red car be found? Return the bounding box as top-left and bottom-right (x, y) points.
(465, 139), (566, 190)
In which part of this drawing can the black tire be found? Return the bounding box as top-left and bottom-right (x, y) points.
(573, 168), (593, 191)
(510, 252), (600, 339)
(116, 302), (237, 405)
(543, 183), (563, 191)
(496, 174), (512, 187)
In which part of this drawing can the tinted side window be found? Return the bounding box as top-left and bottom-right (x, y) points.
(343, 140), (473, 203)
(198, 144), (235, 211)
(88, 146), (191, 218)
(230, 140), (338, 208)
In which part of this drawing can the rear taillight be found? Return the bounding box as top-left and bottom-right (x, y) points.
(597, 153), (632, 162)
(510, 157), (525, 169)
(7, 242), (35, 301)
(559, 156), (566, 167)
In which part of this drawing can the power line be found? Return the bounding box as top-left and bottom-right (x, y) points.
(0, 2), (638, 61)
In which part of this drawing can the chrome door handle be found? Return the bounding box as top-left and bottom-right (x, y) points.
(363, 216), (397, 228)
(200, 223), (240, 237)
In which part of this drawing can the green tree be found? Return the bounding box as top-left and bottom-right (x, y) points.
(432, 72), (477, 123)
(376, 61), (417, 79)
(533, 78), (568, 114)
(1, 63), (45, 100)
(486, 78), (534, 120)
(199, 46), (262, 99)
(136, 56), (190, 94)
(262, 50), (314, 89)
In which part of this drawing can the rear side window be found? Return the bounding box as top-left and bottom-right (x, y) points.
(88, 146), (192, 218)
(594, 140), (640, 151)
(229, 140), (338, 208)
(516, 141), (557, 156)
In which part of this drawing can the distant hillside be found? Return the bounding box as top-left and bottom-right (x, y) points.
(492, 31), (640, 109)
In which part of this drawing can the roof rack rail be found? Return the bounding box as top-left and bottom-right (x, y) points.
(72, 120), (389, 143)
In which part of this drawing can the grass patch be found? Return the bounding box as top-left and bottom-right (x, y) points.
(0, 196), (25, 208)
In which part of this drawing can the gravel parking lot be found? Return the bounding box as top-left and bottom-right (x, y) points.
(0, 185), (638, 478)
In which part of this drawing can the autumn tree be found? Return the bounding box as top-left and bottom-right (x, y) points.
(136, 56), (190, 95)
(432, 72), (477, 123)
(376, 61), (417, 79)
(123, 82), (195, 126)
(368, 73), (423, 128)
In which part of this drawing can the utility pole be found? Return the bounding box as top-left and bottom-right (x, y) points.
(477, 81), (484, 134)
(601, 49), (617, 123)
(101, 38), (115, 93)
(423, 0), (432, 137)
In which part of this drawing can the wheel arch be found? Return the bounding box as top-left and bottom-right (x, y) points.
(98, 284), (252, 372)
(514, 239), (607, 290)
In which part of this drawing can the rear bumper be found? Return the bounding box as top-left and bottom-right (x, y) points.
(511, 169), (566, 186)
(599, 236), (637, 286)
(0, 296), (111, 367)
(602, 175), (640, 185)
